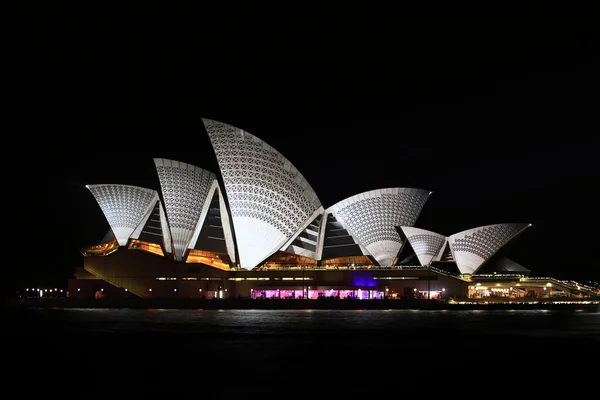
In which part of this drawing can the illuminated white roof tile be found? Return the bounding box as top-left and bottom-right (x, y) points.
(87, 184), (157, 246)
(399, 226), (446, 266)
(448, 223), (530, 274)
(154, 158), (217, 261)
(327, 188), (431, 266)
(203, 119), (322, 269)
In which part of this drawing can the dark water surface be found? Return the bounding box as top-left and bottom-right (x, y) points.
(5, 308), (599, 397)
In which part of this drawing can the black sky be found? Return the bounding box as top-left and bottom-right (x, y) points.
(8, 4), (599, 292)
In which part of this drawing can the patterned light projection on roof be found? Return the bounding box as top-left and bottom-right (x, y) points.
(203, 118), (322, 270)
(87, 184), (157, 246)
(328, 188), (431, 266)
(448, 223), (530, 275)
(154, 158), (217, 261)
(399, 226), (446, 266)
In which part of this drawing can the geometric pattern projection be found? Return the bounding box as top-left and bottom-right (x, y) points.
(329, 188), (431, 266)
(154, 158), (216, 261)
(203, 118), (322, 269)
(86, 184), (157, 246)
(399, 226), (446, 266)
(448, 223), (530, 275)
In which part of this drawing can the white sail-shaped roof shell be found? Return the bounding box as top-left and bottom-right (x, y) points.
(203, 118), (323, 270)
(399, 226), (447, 266)
(154, 158), (217, 261)
(448, 223), (531, 275)
(87, 184), (158, 246)
(327, 188), (431, 266)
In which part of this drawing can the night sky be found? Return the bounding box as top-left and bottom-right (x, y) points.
(8, 5), (599, 294)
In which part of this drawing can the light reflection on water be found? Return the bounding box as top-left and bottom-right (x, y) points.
(8, 308), (600, 338)
(5, 308), (599, 395)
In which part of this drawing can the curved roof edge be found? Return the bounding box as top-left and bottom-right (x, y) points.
(398, 226), (447, 266)
(326, 187), (432, 212)
(324, 188), (432, 266)
(202, 118), (323, 269)
(153, 158), (218, 261)
(448, 223), (531, 275)
(86, 184), (158, 247)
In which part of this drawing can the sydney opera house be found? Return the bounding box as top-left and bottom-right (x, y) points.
(69, 119), (598, 301)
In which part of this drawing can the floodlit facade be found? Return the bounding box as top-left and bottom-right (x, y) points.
(397, 226), (447, 267)
(153, 158), (236, 263)
(203, 118), (323, 270)
(447, 223), (531, 275)
(398, 223), (532, 275)
(70, 119), (599, 301)
(323, 188), (431, 267)
(86, 184), (172, 254)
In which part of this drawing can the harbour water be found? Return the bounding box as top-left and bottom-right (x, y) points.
(5, 307), (599, 397)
